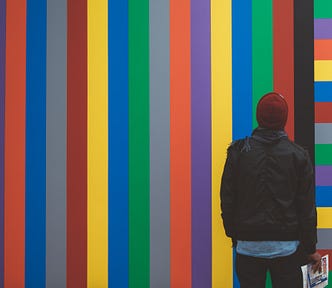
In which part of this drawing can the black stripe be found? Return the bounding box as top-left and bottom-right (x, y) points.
(294, 0), (315, 165)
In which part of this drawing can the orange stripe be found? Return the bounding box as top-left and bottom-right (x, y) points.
(170, 0), (192, 287)
(4, 1), (26, 287)
(315, 102), (332, 123)
(273, 0), (294, 139)
(315, 40), (332, 60)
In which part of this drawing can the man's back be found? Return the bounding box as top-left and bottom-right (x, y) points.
(223, 128), (316, 247)
(220, 92), (320, 288)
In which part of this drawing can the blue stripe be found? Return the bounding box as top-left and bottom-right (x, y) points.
(314, 82), (332, 102)
(108, 0), (129, 287)
(232, 0), (253, 140)
(316, 186), (332, 207)
(26, 1), (46, 287)
(233, 248), (240, 288)
(232, 1), (252, 286)
(0, 0), (5, 286)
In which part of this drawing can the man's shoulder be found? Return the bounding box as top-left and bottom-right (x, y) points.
(228, 137), (249, 152)
(284, 139), (308, 155)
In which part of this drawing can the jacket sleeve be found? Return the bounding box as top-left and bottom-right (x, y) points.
(220, 145), (238, 239)
(296, 151), (317, 255)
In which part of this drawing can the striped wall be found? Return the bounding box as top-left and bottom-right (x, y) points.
(315, 0), (332, 286)
(0, 0), (331, 287)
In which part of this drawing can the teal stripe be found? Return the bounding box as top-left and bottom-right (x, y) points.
(128, 0), (150, 286)
(252, 0), (273, 127)
(266, 272), (272, 287)
(314, 0), (332, 19)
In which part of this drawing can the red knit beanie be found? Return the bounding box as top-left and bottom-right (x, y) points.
(256, 92), (288, 130)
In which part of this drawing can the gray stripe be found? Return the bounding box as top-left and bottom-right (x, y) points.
(149, 0), (170, 287)
(317, 229), (332, 250)
(315, 123), (332, 144)
(46, 0), (67, 287)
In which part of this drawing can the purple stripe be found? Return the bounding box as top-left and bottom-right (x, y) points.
(191, 0), (211, 287)
(0, 0), (5, 286)
(314, 19), (332, 39)
(316, 166), (332, 186)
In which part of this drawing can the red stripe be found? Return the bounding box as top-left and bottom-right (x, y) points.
(4, 1), (26, 287)
(315, 102), (332, 123)
(67, 0), (87, 286)
(273, 0), (294, 139)
(317, 249), (332, 271)
(170, 0), (192, 287)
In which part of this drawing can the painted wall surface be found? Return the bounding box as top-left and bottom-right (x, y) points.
(314, 1), (332, 287)
(0, 0), (331, 287)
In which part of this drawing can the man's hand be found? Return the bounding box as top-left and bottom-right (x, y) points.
(308, 252), (322, 273)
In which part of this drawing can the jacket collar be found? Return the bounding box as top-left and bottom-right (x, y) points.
(251, 127), (288, 144)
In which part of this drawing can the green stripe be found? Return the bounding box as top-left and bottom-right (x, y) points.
(316, 144), (332, 165)
(252, 0), (273, 127)
(266, 271), (272, 287)
(129, 0), (150, 287)
(314, 0), (332, 19)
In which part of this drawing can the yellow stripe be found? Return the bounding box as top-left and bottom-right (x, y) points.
(88, 0), (108, 286)
(317, 207), (332, 228)
(211, 1), (233, 287)
(315, 60), (332, 81)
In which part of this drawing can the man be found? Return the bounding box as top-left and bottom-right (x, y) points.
(220, 92), (321, 288)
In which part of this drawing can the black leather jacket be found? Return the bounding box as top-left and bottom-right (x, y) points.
(220, 128), (317, 254)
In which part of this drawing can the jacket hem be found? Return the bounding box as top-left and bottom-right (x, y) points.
(236, 230), (299, 241)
